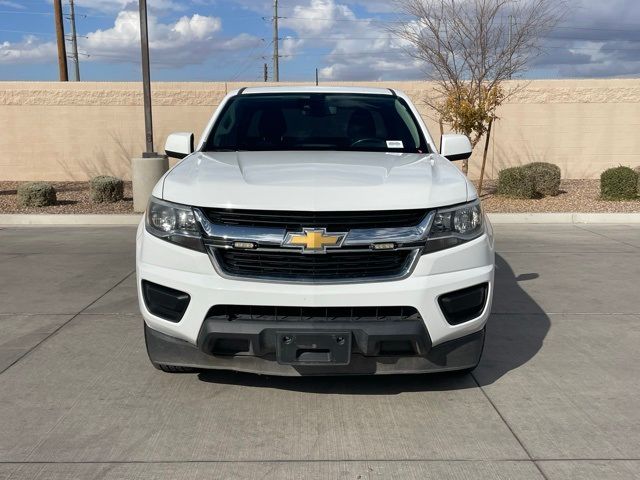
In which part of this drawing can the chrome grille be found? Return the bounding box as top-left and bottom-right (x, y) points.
(196, 207), (432, 283)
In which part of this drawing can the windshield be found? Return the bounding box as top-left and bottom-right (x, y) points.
(203, 93), (429, 154)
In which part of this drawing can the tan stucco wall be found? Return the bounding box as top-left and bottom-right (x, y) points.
(1, 79), (639, 181)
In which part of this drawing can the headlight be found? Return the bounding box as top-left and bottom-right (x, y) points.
(423, 199), (484, 254)
(145, 197), (204, 251)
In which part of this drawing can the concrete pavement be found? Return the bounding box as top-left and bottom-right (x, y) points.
(0, 225), (639, 479)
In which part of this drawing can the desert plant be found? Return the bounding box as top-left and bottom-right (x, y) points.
(635, 166), (640, 193)
(90, 175), (124, 203)
(497, 167), (536, 199)
(523, 162), (562, 196)
(600, 166), (638, 200)
(16, 182), (57, 207)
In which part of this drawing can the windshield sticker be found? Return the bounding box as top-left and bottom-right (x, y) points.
(386, 140), (404, 149)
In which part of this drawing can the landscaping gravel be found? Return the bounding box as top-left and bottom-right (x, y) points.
(1, 179), (638, 214)
(478, 179), (640, 213)
(0, 181), (133, 214)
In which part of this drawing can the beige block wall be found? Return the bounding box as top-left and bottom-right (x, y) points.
(1, 80), (639, 181)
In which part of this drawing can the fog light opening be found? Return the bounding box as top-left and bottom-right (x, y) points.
(438, 283), (488, 325)
(142, 280), (190, 323)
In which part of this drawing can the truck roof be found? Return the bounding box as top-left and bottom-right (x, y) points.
(233, 86), (396, 96)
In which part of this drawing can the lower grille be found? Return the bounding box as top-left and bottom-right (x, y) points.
(213, 249), (415, 282)
(206, 305), (422, 322)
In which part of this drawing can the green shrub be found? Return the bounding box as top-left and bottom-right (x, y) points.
(90, 175), (124, 203)
(635, 166), (640, 193)
(523, 162), (561, 196)
(600, 166), (638, 200)
(497, 166), (536, 199)
(17, 182), (57, 207)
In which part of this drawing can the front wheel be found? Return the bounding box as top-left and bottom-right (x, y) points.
(151, 362), (198, 374)
(144, 322), (199, 373)
(450, 327), (485, 376)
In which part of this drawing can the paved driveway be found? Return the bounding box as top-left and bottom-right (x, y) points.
(0, 224), (638, 480)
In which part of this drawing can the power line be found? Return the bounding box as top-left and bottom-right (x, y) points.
(274, 42), (640, 59)
(0, 29), (54, 36)
(4, 7), (640, 34)
(0, 10), (52, 15)
(229, 40), (271, 81)
(274, 12), (640, 33)
(0, 9), (111, 18)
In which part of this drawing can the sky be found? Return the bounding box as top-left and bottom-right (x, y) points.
(1, 0), (640, 81)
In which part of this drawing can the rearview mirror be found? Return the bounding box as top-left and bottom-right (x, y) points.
(165, 132), (194, 159)
(440, 134), (472, 161)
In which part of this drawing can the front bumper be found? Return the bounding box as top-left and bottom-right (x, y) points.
(137, 219), (494, 375)
(145, 322), (485, 376)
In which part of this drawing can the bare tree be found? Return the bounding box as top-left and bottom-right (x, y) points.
(392, 0), (566, 189)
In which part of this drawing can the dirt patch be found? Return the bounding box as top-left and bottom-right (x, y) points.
(0, 181), (134, 214)
(477, 179), (640, 213)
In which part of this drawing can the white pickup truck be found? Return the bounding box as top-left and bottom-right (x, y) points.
(136, 86), (494, 376)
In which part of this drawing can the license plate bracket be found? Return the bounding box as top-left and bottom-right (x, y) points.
(276, 331), (352, 365)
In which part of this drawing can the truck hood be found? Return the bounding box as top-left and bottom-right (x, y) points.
(160, 151), (471, 211)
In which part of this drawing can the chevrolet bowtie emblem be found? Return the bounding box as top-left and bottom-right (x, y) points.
(283, 228), (347, 253)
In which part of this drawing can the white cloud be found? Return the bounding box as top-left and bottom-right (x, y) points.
(280, 36), (305, 58)
(280, 0), (421, 80)
(1, 9), (260, 68)
(532, 0), (640, 78)
(0, 36), (56, 64)
(282, 0), (357, 35)
(172, 14), (220, 39)
(81, 11), (261, 66)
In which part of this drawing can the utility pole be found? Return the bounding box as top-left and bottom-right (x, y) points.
(264, 63), (268, 82)
(132, 0), (168, 214)
(53, 0), (68, 81)
(68, 0), (80, 81)
(272, 0), (279, 82)
(315, 67), (318, 86)
(138, 0), (155, 155)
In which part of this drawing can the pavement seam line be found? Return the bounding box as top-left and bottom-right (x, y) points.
(471, 373), (550, 480)
(20, 331), (135, 464)
(0, 270), (135, 376)
(574, 224), (640, 251)
(6, 459), (635, 464)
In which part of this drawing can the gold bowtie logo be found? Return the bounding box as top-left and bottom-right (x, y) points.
(283, 228), (346, 253)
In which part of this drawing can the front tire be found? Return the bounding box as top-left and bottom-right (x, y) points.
(144, 322), (199, 373)
(450, 327), (485, 376)
(152, 362), (198, 373)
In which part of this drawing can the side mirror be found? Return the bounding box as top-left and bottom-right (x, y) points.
(165, 132), (194, 159)
(440, 134), (472, 161)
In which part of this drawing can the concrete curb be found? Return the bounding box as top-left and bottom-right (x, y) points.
(0, 214), (142, 226)
(488, 213), (640, 224)
(1, 212), (640, 226)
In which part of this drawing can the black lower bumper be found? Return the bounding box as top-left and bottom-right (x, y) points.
(145, 318), (485, 376)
